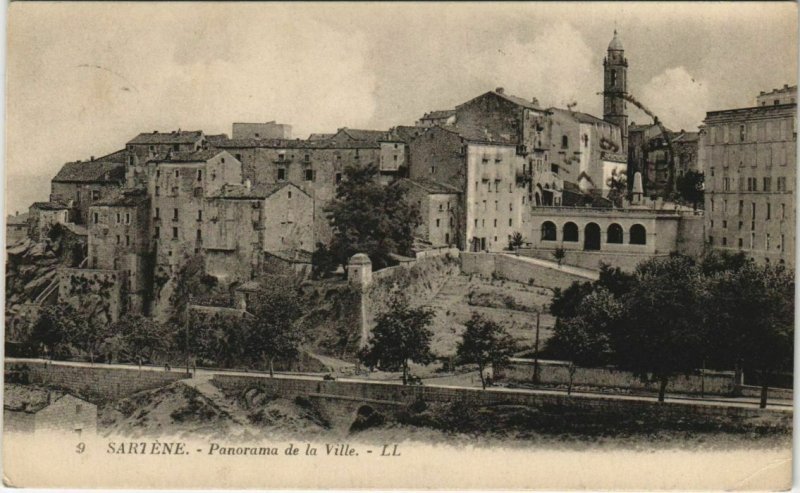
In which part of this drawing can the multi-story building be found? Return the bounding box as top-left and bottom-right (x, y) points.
(125, 130), (207, 187)
(203, 181), (314, 283)
(546, 108), (626, 194)
(396, 178), (460, 248)
(86, 188), (151, 314)
(416, 109), (456, 127)
(50, 151), (127, 225)
(756, 84), (797, 107)
(28, 202), (70, 241)
(701, 89), (796, 266)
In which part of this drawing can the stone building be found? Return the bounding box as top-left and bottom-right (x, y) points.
(396, 178), (460, 248)
(232, 121), (292, 140)
(416, 109), (456, 127)
(408, 125), (533, 252)
(603, 30), (629, 152)
(6, 212), (29, 246)
(50, 151), (127, 225)
(28, 202), (70, 241)
(546, 108), (626, 194)
(756, 84), (797, 107)
(701, 89), (796, 266)
(672, 130), (700, 179)
(210, 134), (382, 243)
(86, 188), (151, 314)
(378, 126), (421, 185)
(149, 149), (242, 318)
(125, 130), (207, 187)
(203, 181), (314, 283)
(4, 390), (96, 438)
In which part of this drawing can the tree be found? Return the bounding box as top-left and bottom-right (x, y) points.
(508, 232), (524, 251)
(30, 305), (82, 359)
(326, 164), (420, 269)
(597, 263), (636, 298)
(109, 316), (170, 365)
(552, 247), (566, 266)
(189, 311), (251, 368)
(676, 170), (704, 209)
(359, 297), (435, 385)
(456, 313), (517, 389)
(613, 256), (708, 402)
(549, 281), (595, 320)
(705, 263), (794, 408)
(247, 283), (303, 376)
(545, 288), (619, 394)
(311, 242), (338, 279)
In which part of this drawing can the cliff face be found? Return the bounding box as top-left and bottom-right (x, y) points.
(5, 225), (86, 340)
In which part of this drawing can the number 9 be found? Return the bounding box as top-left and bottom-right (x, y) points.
(76, 442), (85, 454)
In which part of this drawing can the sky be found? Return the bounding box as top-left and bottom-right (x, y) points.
(4, 2), (797, 215)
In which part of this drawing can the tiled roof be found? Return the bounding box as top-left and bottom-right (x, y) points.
(209, 181), (308, 200)
(93, 188), (148, 207)
(128, 130), (204, 145)
(382, 125), (423, 143)
(31, 201), (69, 211)
(52, 157), (126, 184)
(420, 109), (455, 120)
(549, 108), (610, 126)
(205, 134), (229, 143)
(459, 90), (544, 112)
(62, 223), (88, 236)
(438, 124), (518, 145)
(308, 133), (334, 141)
(211, 137), (380, 150)
(6, 213), (29, 225)
(672, 131), (700, 143)
(334, 128), (388, 143)
(397, 178), (460, 194)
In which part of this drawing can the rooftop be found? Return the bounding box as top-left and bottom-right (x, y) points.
(549, 107), (611, 126)
(52, 154), (127, 184)
(705, 102), (797, 122)
(382, 125), (423, 143)
(333, 128), (388, 143)
(397, 177), (460, 194)
(31, 201), (69, 211)
(211, 137), (380, 150)
(459, 89), (544, 112)
(93, 188), (149, 207)
(6, 212), (29, 226)
(608, 30), (624, 51)
(759, 84), (797, 96)
(151, 149), (226, 163)
(419, 109), (456, 121)
(127, 130), (204, 145)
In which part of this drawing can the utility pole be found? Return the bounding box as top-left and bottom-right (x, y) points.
(533, 310), (541, 384)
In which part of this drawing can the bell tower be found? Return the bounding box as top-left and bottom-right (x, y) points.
(603, 30), (628, 152)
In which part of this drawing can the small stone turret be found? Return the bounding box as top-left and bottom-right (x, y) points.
(631, 171), (644, 205)
(347, 253), (372, 288)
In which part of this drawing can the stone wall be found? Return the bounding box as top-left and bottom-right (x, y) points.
(5, 360), (187, 403)
(519, 248), (660, 272)
(460, 252), (591, 289)
(501, 358), (737, 396)
(212, 373), (790, 426)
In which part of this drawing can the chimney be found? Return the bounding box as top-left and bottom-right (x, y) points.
(90, 156), (95, 161)
(495, 87), (504, 94)
(784, 84), (789, 90)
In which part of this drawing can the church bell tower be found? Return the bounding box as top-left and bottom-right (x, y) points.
(603, 30), (628, 152)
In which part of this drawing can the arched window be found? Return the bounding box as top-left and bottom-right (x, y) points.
(541, 221), (557, 241)
(607, 223), (623, 244)
(630, 224), (646, 245)
(563, 222), (579, 242)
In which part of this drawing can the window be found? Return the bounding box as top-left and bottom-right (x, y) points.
(125, 213), (130, 224)
(155, 186), (160, 197)
(780, 234), (785, 251)
(116, 235), (121, 245)
(115, 212), (120, 224)
(561, 135), (568, 148)
(508, 218), (513, 227)
(781, 203), (786, 219)
(630, 224), (646, 245)
(738, 238), (743, 249)
(495, 201), (498, 211)
(196, 229), (202, 241)
(493, 219), (497, 228)
(172, 144), (180, 151)
(738, 200), (744, 216)
(751, 203), (756, 218)
(766, 203), (771, 220)
(154, 227), (160, 238)
(156, 169), (161, 178)
(740, 124), (746, 142)
(288, 191), (292, 199)
(723, 178), (730, 191)
(174, 169), (180, 178)
(92, 190), (100, 201)
(777, 177), (787, 191)
(763, 177), (771, 191)
(509, 203), (513, 212)
(172, 227), (178, 239)
(541, 221), (556, 241)
(304, 169), (314, 181)
(722, 220), (727, 229)
(766, 234), (771, 250)
(125, 235), (130, 246)
(197, 170), (203, 181)
(482, 157), (489, 165)
(278, 168), (286, 181)
(93, 212), (99, 224)
(173, 208), (179, 220)
(709, 236), (714, 245)
(430, 166), (436, 174)
(436, 219), (440, 227)
(197, 210), (202, 221)
(710, 167), (714, 177)
(563, 222), (579, 242)
(722, 237), (727, 246)
(155, 208), (160, 219)
(607, 223), (623, 244)
(335, 173), (342, 184)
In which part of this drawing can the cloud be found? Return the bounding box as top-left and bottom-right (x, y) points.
(464, 23), (599, 112)
(639, 67), (710, 131)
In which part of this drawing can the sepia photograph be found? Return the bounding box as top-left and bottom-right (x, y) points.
(2, 1), (796, 490)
